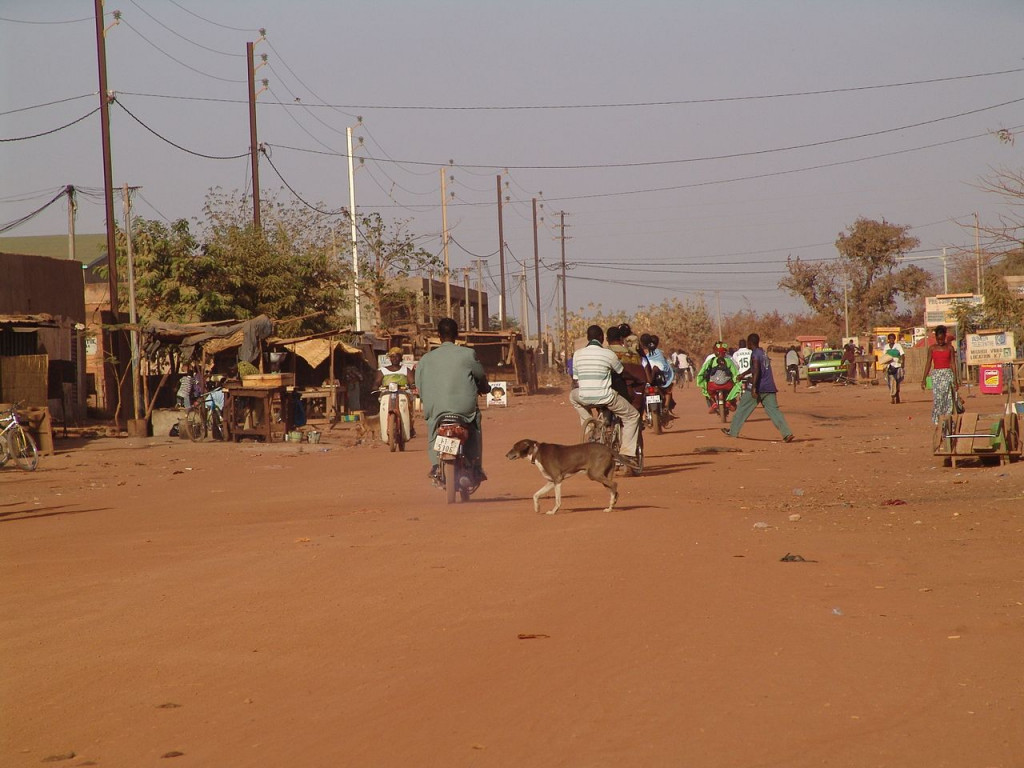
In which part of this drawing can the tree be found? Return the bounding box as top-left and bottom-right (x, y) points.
(780, 217), (933, 331)
(198, 190), (349, 335)
(352, 212), (440, 330)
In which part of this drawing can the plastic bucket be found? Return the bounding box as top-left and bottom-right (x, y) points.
(307, 431), (321, 444)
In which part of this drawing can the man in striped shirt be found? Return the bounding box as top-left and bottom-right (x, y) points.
(569, 325), (641, 468)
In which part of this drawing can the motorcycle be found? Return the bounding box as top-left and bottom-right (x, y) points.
(433, 413), (482, 503)
(705, 369), (738, 423)
(374, 384), (413, 452)
(643, 383), (666, 435)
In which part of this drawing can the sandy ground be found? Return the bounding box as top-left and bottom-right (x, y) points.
(2, 376), (1023, 768)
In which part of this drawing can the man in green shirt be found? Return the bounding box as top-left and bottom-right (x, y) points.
(416, 317), (492, 481)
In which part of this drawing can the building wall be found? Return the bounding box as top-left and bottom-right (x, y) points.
(0, 252), (86, 322)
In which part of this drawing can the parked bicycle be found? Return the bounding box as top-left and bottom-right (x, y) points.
(186, 387), (225, 441)
(0, 402), (39, 471)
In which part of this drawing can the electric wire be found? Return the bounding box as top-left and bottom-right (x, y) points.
(0, 94), (95, 118)
(135, 191), (173, 223)
(0, 107), (100, 142)
(0, 14), (94, 24)
(0, 186), (66, 204)
(259, 149), (344, 216)
(121, 18), (246, 84)
(164, 0), (261, 34)
(114, 98), (249, 160)
(128, 0), (244, 57)
(0, 189), (67, 234)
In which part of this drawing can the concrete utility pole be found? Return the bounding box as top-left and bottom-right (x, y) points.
(441, 169), (452, 318)
(463, 268), (472, 330)
(348, 125), (362, 331)
(122, 184), (142, 421)
(532, 198), (541, 347)
(94, 0), (119, 313)
(559, 211), (569, 364)
(473, 258), (486, 331)
(715, 290), (723, 341)
(496, 174), (507, 329)
(520, 264), (530, 341)
(974, 212), (982, 293)
(246, 41), (262, 230)
(66, 185), (77, 261)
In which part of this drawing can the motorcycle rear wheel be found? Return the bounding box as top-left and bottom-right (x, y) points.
(388, 412), (400, 452)
(443, 458), (457, 504)
(652, 408), (662, 435)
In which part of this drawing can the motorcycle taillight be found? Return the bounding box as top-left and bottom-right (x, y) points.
(439, 423), (470, 441)
(645, 385), (659, 394)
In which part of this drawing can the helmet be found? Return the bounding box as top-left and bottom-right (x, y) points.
(714, 340), (728, 353)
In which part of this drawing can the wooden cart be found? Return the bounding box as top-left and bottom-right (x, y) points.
(934, 410), (1021, 468)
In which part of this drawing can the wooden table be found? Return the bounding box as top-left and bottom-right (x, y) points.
(223, 385), (293, 442)
(298, 386), (342, 424)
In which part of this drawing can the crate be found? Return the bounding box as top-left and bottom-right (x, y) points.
(241, 373), (295, 388)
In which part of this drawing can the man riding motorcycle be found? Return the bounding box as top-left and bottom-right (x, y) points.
(606, 324), (651, 413)
(697, 341), (742, 413)
(641, 333), (675, 414)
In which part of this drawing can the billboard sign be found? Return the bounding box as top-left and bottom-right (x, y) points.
(924, 293), (984, 327)
(965, 331), (1016, 366)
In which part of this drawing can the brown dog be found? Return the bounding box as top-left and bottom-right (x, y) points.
(505, 439), (618, 515)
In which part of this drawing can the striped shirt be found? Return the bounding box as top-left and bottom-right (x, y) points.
(572, 341), (624, 405)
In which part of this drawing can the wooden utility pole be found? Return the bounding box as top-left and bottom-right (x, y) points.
(246, 42), (262, 230)
(463, 268), (472, 330)
(496, 174), (507, 329)
(94, 0), (119, 313)
(122, 184), (142, 421)
(532, 198), (541, 347)
(441, 170), (452, 317)
(474, 258), (485, 331)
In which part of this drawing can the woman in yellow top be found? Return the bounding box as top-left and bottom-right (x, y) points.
(375, 347), (416, 443)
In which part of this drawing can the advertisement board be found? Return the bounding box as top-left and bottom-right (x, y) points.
(924, 293), (984, 327)
(486, 381), (508, 407)
(965, 331), (1016, 366)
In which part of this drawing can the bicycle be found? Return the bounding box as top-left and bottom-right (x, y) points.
(186, 388), (225, 441)
(0, 402), (40, 471)
(582, 405), (644, 474)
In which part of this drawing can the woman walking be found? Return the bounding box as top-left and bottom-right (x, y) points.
(920, 325), (960, 424)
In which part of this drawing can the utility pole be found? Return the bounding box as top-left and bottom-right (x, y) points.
(474, 258), (486, 331)
(246, 41), (262, 230)
(94, 0), (119, 314)
(65, 185), (77, 261)
(496, 174), (507, 329)
(122, 183), (142, 421)
(441, 169), (452, 317)
(974, 212), (982, 294)
(558, 211), (569, 365)
(715, 290), (723, 341)
(463, 268), (472, 330)
(520, 264), (530, 341)
(942, 247), (949, 293)
(532, 198), (541, 347)
(347, 125), (362, 331)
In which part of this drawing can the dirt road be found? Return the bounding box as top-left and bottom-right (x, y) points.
(2, 379), (1022, 767)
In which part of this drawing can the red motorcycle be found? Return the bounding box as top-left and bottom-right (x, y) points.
(433, 413), (482, 503)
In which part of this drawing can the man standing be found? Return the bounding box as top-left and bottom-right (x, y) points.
(881, 333), (905, 404)
(416, 318), (491, 481)
(732, 339), (752, 391)
(724, 332), (794, 442)
(570, 325), (641, 470)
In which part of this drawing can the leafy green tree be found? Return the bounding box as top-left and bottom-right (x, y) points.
(198, 190), (349, 335)
(780, 217), (933, 331)
(353, 212), (440, 330)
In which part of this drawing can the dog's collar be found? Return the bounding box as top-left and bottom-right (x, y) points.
(527, 443), (540, 464)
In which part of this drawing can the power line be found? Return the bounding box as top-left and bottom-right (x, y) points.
(0, 189), (67, 234)
(0, 14), (94, 25)
(260, 148), (344, 216)
(261, 95), (1024, 175)
(0, 107), (100, 142)
(164, 0), (261, 33)
(0, 93), (95, 117)
(121, 18), (246, 84)
(128, 0), (244, 57)
(114, 98), (248, 160)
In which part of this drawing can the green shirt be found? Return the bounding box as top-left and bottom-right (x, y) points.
(415, 341), (489, 422)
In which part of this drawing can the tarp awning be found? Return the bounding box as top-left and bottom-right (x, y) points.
(285, 337), (362, 367)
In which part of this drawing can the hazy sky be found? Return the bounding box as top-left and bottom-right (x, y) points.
(2, 0), (1023, 323)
